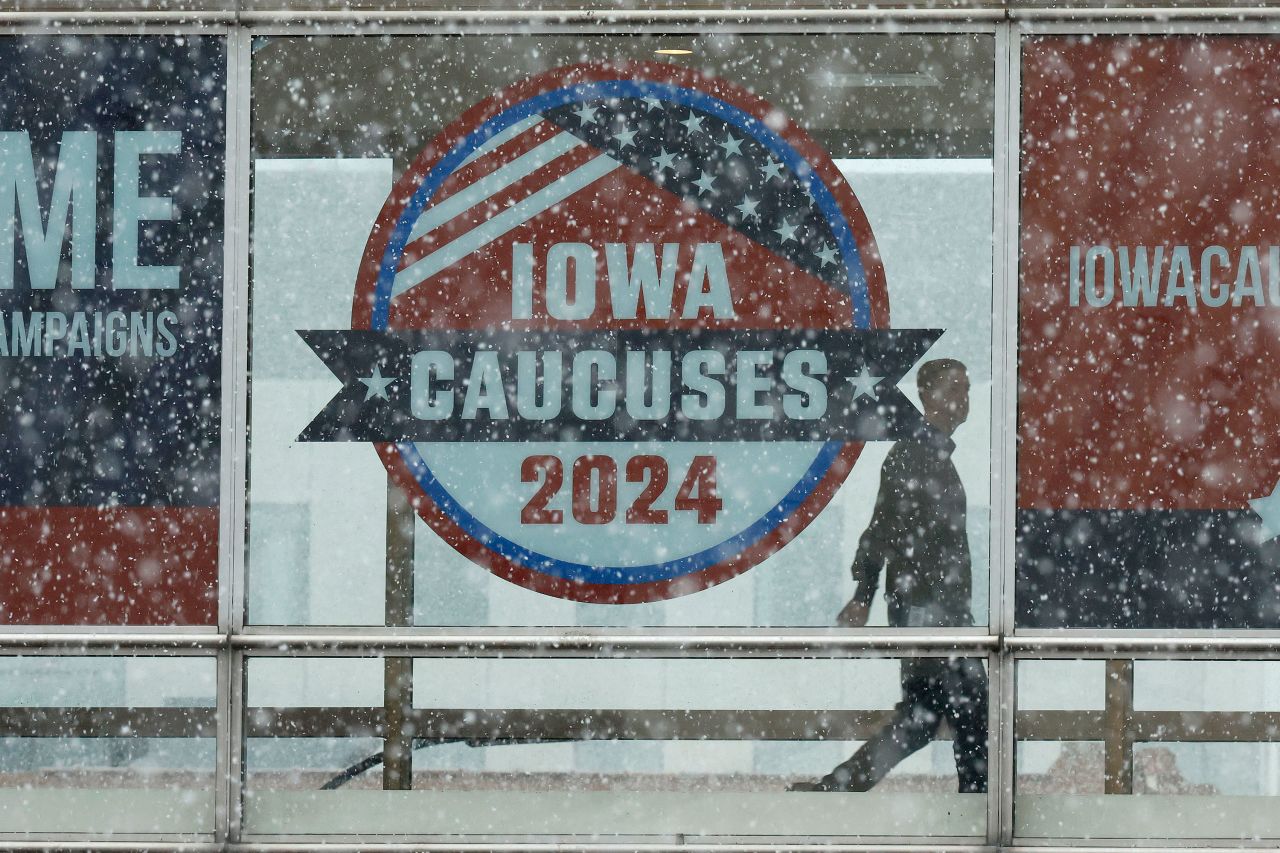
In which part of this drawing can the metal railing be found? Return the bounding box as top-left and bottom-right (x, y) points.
(3, 0), (1280, 23)
(4, 655), (1276, 799)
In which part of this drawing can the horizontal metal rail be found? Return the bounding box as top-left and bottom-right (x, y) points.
(0, 632), (227, 651)
(12, 839), (1273, 853)
(219, 846), (997, 853)
(1004, 849), (1273, 853)
(0, 706), (218, 738)
(0, 840), (225, 845)
(10, 703), (1280, 745)
(3, 3), (1280, 24)
(235, 7), (1006, 24)
(0, 10), (234, 22)
(1005, 635), (1280, 655)
(0, 842), (996, 853)
(229, 632), (999, 655)
(245, 707), (955, 741)
(0, 2), (1003, 25)
(12, 630), (1280, 655)
(1012, 4), (1280, 18)
(233, 706), (1280, 744)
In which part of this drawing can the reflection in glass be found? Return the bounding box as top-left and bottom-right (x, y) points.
(1016, 658), (1280, 840)
(246, 33), (996, 628)
(0, 656), (216, 835)
(243, 655), (987, 839)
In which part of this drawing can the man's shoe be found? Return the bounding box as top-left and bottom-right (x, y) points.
(786, 780), (827, 792)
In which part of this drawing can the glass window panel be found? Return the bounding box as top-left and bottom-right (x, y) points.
(247, 33), (996, 629)
(0, 655), (216, 836)
(1017, 34), (1280, 629)
(244, 653), (990, 839)
(1016, 657), (1280, 841)
(1017, 659), (1105, 711)
(0, 35), (226, 627)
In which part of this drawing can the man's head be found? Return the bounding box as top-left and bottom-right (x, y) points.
(917, 359), (970, 435)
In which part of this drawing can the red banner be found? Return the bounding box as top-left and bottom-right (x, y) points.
(1018, 36), (1280, 627)
(0, 507), (218, 625)
(1021, 35), (1280, 511)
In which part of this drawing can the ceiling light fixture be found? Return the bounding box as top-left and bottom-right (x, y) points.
(654, 48), (694, 56)
(811, 71), (940, 88)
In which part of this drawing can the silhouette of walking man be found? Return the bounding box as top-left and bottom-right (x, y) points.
(793, 358), (988, 793)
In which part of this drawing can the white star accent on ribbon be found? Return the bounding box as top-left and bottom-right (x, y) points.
(680, 112), (705, 135)
(846, 368), (884, 402)
(612, 128), (638, 149)
(359, 365), (394, 402)
(574, 104), (599, 125)
(1248, 479), (1280, 544)
(652, 149), (678, 171)
(773, 219), (799, 243)
(692, 170), (717, 196)
(816, 243), (839, 266)
(641, 96), (663, 111)
(717, 132), (744, 156)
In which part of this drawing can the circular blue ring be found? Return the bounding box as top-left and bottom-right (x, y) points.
(371, 79), (873, 587)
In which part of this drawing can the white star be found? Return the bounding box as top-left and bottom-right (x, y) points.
(358, 365), (394, 401)
(816, 243), (839, 266)
(573, 104), (599, 125)
(761, 158), (786, 182)
(641, 96), (663, 111)
(680, 112), (705, 135)
(773, 219), (799, 243)
(1248, 479), (1280, 543)
(846, 368), (884, 402)
(735, 196), (760, 220)
(652, 149), (678, 171)
(692, 170), (717, 196)
(717, 132), (744, 156)
(612, 128), (638, 149)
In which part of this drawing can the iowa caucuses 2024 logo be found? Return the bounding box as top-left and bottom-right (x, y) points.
(299, 63), (940, 603)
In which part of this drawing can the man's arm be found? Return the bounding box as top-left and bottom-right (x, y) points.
(837, 450), (899, 627)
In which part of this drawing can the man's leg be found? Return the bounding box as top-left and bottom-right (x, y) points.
(817, 674), (945, 791)
(940, 657), (989, 794)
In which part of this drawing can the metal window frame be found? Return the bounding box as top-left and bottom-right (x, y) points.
(1005, 15), (1280, 646)
(233, 14), (1006, 643)
(232, 647), (1000, 847)
(0, 8), (1278, 852)
(1000, 18), (1280, 849)
(1007, 650), (1280, 850)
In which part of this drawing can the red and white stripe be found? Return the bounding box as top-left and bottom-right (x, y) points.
(393, 115), (622, 298)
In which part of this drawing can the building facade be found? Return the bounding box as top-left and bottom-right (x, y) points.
(2, 1), (1280, 849)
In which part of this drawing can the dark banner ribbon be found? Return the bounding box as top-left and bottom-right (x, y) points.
(297, 328), (943, 443)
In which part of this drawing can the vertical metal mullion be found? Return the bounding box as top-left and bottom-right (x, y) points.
(986, 21), (1012, 850)
(228, 21), (253, 640)
(998, 649), (1019, 847)
(989, 22), (1011, 645)
(214, 20), (246, 847)
(227, 647), (248, 844)
(214, 31), (236, 643)
(997, 20), (1024, 850)
(214, 645), (234, 844)
(998, 26), (1023, 643)
(983, 647), (1002, 848)
(226, 21), (254, 846)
